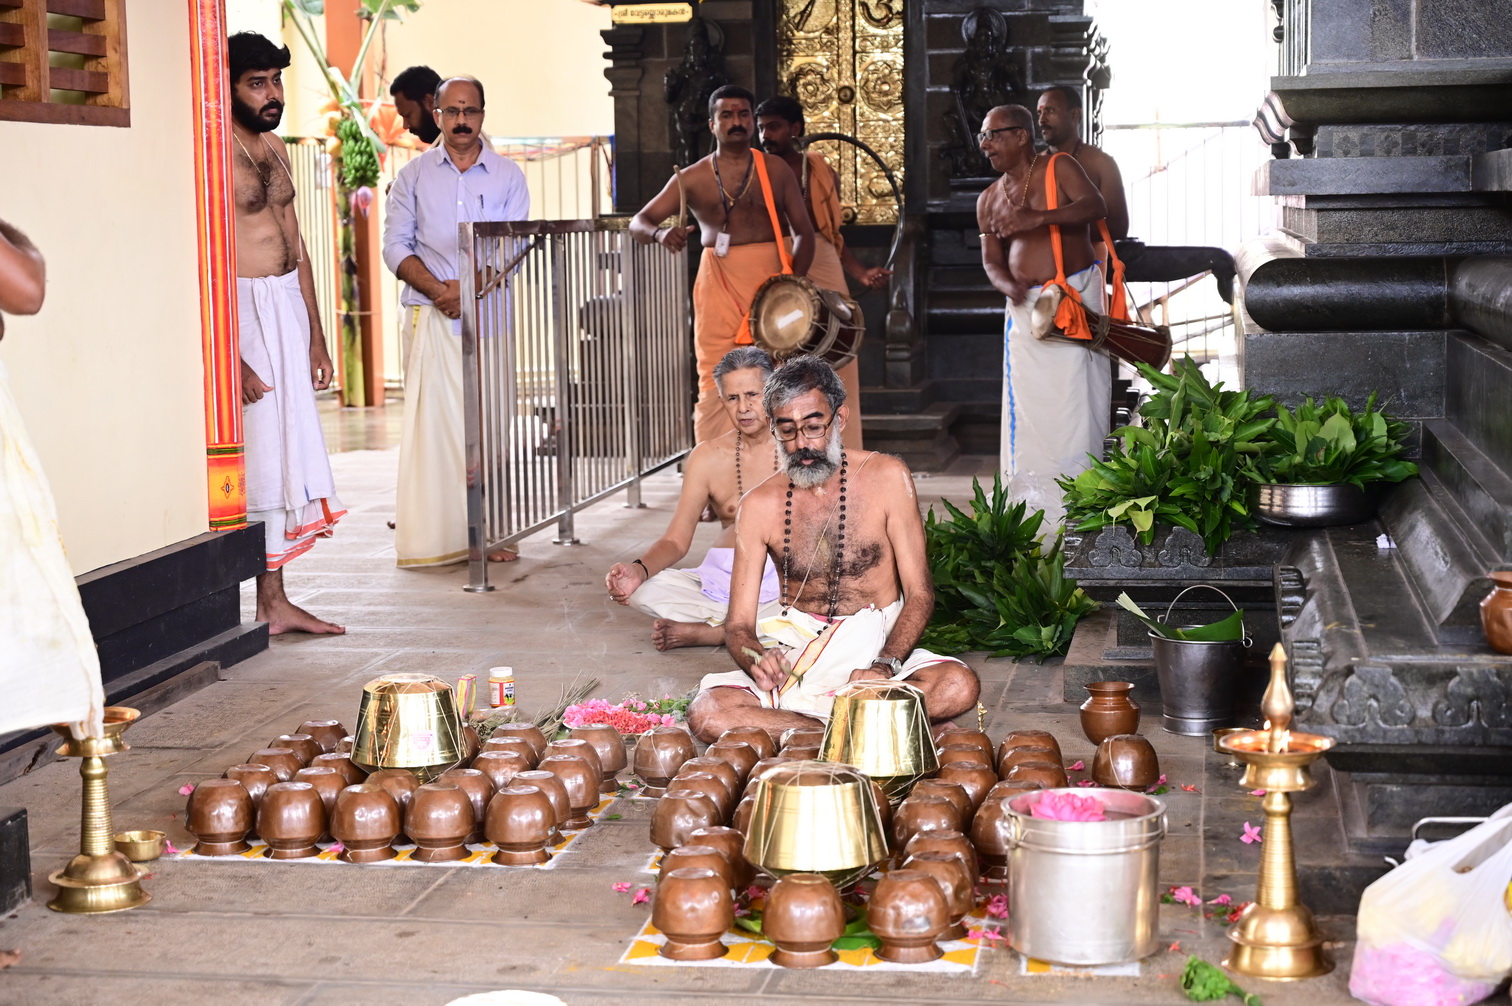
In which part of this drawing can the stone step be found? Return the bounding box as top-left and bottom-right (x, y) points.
(1379, 472), (1492, 636)
(1420, 418), (1512, 560)
(860, 403), (961, 472)
(1446, 330), (1512, 472)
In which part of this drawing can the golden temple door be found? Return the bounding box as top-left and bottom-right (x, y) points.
(776, 0), (904, 225)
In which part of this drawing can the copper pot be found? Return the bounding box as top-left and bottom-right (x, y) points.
(870, 779), (894, 852)
(731, 792), (758, 836)
(224, 763), (277, 811)
(892, 794), (961, 850)
(973, 789), (1031, 888)
(934, 760), (997, 812)
(997, 730), (1063, 771)
(910, 779), (972, 826)
(405, 781), (475, 862)
(718, 726), (776, 761)
(538, 753), (601, 829)
(513, 770), (570, 842)
(903, 850), (973, 940)
(336, 735), (355, 754)
(472, 750), (532, 793)
(292, 766), (345, 839)
(665, 771), (733, 822)
(652, 866), (732, 961)
(330, 782), (400, 863)
(186, 778), (254, 856)
(246, 747), (301, 782)
(481, 736), (539, 767)
(297, 719), (347, 754)
(1092, 733), (1160, 789)
(660, 844), (737, 892)
(570, 723), (628, 792)
(781, 744), (822, 762)
(1480, 571), (1512, 654)
(687, 825), (754, 889)
(679, 757), (741, 800)
(936, 743), (993, 769)
(367, 768), (421, 840)
(485, 784), (554, 865)
(902, 828), (979, 890)
(460, 724), (481, 764)
(439, 767), (494, 844)
(543, 738), (604, 786)
(764, 873), (844, 968)
(778, 725), (826, 751)
(310, 751), (367, 787)
(936, 728), (994, 758)
(745, 757), (790, 794)
(868, 868), (947, 963)
(272, 733), (321, 767)
(258, 781), (325, 859)
(489, 722), (548, 760)
(705, 740), (759, 786)
(999, 744), (1060, 779)
(650, 792), (722, 851)
(1005, 760), (1069, 789)
(1079, 681), (1141, 745)
(633, 727), (696, 795)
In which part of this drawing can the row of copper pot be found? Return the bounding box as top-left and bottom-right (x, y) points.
(186, 719), (632, 863)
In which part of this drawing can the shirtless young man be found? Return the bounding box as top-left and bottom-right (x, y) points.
(686, 356), (980, 743)
(975, 103), (1109, 529)
(605, 347), (784, 650)
(630, 84), (815, 444)
(1035, 86), (1128, 241)
(228, 32), (345, 635)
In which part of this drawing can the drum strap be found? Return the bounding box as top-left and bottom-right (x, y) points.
(1046, 149), (1130, 323)
(734, 153), (796, 346)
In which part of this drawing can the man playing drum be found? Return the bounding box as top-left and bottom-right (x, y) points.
(630, 85), (815, 444)
(687, 356), (980, 742)
(604, 348), (785, 650)
(976, 104), (1109, 529)
(755, 95), (891, 450)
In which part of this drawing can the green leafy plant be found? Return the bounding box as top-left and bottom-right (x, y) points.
(1059, 357), (1275, 555)
(1181, 955), (1261, 1004)
(919, 475), (1097, 660)
(1243, 392), (1418, 488)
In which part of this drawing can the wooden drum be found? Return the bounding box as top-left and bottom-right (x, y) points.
(749, 274), (864, 368)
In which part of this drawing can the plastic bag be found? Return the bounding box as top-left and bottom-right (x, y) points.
(1350, 814), (1512, 1006)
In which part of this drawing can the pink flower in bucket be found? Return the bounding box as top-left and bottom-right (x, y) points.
(1029, 791), (1106, 822)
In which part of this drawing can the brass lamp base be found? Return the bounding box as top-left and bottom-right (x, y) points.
(48, 851), (150, 914)
(1222, 903), (1333, 980)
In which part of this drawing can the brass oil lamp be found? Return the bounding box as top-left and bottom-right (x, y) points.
(1217, 644), (1335, 979)
(47, 707), (151, 914)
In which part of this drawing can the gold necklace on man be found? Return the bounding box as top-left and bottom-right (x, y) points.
(999, 149), (1040, 209)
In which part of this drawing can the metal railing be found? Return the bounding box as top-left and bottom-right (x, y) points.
(458, 218), (692, 592)
(285, 138), (342, 362)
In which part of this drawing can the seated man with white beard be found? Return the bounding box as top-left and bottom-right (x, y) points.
(686, 356), (981, 743)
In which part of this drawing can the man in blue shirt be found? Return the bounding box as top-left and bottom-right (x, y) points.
(383, 75), (529, 567)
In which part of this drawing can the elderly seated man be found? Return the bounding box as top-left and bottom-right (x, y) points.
(687, 355), (980, 743)
(605, 347), (785, 650)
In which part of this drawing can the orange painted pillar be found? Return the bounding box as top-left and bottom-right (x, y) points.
(188, 0), (245, 531)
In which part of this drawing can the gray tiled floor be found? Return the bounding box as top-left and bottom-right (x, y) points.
(0, 446), (1383, 1005)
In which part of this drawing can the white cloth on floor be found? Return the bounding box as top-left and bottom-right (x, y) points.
(0, 358), (105, 739)
(630, 548), (782, 636)
(239, 270), (345, 571)
(1000, 263), (1111, 529)
(395, 303), (467, 567)
(697, 599), (957, 719)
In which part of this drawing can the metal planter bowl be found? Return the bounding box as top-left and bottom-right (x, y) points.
(1251, 482), (1380, 527)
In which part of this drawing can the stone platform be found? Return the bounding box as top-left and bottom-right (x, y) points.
(0, 448), (1376, 1005)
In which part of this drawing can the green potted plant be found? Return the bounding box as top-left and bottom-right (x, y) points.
(1243, 393), (1418, 527)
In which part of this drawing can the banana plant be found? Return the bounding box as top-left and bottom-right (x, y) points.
(282, 0), (424, 404)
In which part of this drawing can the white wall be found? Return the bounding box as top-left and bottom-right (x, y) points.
(0, 2), (206, 576)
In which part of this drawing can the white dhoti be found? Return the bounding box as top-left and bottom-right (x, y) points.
(395, 304), (466, 567)
(0, 359), (105, 739)
(697, 599), (958, 720)
(1001, 263), (1111, 529)
(239, 270), (345, 571)
(629, 547), (783, 636)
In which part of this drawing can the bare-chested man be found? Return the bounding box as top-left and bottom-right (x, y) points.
(605, 347), (784, 650)
(686, 356), (980, 743)
(630, 84), (815, 444)
(1036, 86), (1128, 241)
(975, 103), (1109, 529)
(227, 32), (345, 635)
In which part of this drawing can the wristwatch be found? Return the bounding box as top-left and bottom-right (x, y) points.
(871, 656), (905, 676)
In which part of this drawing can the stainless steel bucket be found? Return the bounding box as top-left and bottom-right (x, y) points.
(1004, 788), (1167, 965)
(1151, 585), (1251, 735)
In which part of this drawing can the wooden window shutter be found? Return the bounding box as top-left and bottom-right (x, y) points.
(0, 0), (129, 126)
